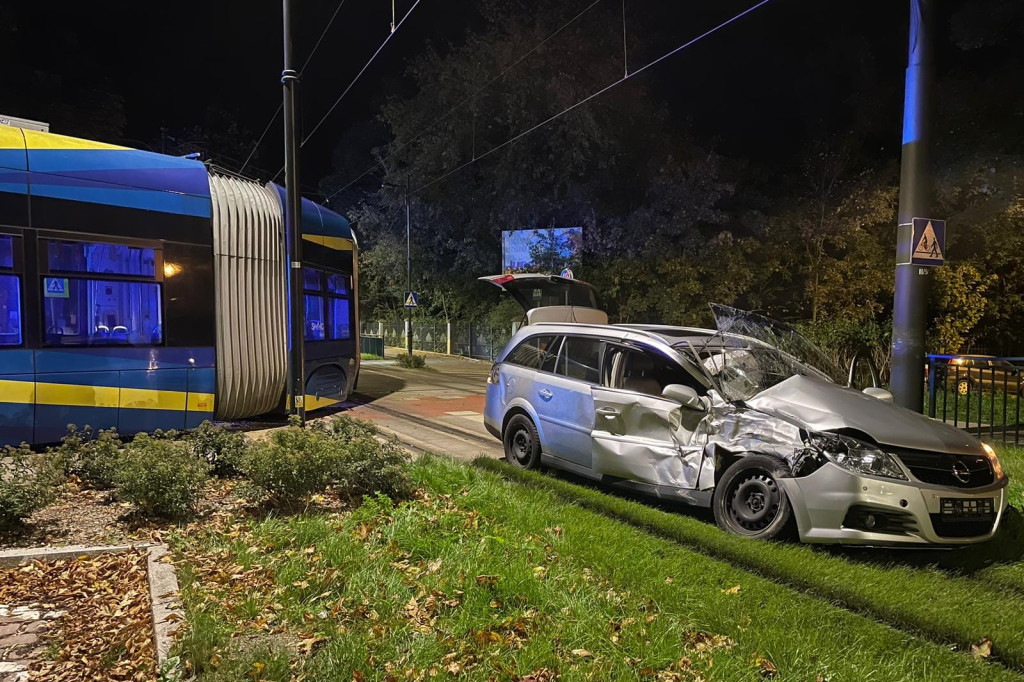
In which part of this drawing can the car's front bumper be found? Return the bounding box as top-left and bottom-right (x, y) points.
(780, 462), (1009, 545)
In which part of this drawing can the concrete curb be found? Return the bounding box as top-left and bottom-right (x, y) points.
(382, 346), (491, 364)
(0, 543), (149, 568)
(147, 544), (183, 678)
(0, 542), (183, 677)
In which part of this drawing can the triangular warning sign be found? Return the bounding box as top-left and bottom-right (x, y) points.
(405, 292), (417, 307)
(913, 221), (944, 262)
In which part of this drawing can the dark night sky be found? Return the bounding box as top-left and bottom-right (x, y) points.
(2, 1), (978, 190)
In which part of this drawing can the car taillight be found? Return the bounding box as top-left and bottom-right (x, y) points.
(488, 363), (501, 384)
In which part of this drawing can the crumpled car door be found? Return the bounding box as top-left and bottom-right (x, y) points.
(590, 386), (705, 489)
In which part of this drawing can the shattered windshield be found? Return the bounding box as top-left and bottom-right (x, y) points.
(674, 304), (846, 402)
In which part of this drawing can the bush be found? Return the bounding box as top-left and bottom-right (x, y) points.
(0, 444), (62, 531)
(336, 434), (413, 502)
(237, 416), (412, 507)
(52, 425), (123, 489)
(238, 426), (343, 507)
(317, 415), (412, 501)
(318, 414), (379, 441)
(395, 353), (427, 369)
(115, 434), (210, 519)
(184, 421), (248, 477)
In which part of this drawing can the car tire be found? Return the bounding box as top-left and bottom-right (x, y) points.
(503, 414), (542, 470)
(957, 378), (972, 396)
(713, 454), (793, 541)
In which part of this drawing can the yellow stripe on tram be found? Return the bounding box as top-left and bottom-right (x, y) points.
(35, 382), (120, 408)
(21, 128), (128, 151)
(302, 234), (354, 252)
(120, 387), (187, 411)
(0, 379), (35, 404)
(4, 380), (216, 413)
(305, 395), (340, 410)
(186, 392), (216, 413)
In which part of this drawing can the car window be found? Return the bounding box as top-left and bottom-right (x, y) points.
(506, 335), (562, 371)
(606, 346), (704, 397)
(557, 336), (602, 383)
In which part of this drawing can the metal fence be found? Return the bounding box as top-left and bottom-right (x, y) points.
(926, 354), (1024, 445)
(359, 335), (385, 358)
(360, 320), (516, 361)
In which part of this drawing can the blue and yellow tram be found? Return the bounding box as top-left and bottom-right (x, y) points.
(0, 124), (359, 445)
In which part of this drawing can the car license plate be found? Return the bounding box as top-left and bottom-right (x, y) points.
(940, 498), (994, 519)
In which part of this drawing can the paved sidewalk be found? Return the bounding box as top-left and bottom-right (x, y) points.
(350, 350), (502, 460)
(0, 604), (65, 682)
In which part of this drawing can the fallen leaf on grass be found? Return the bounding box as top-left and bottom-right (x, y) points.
(476, 575), (498, 588)
(751, 654), (778, 678)
(516, 669), (555, 682)
(572, 649), (593, 658)
(682, 630), (736, 653)
(972, 637), (993, 659)
(721, 585), (741, 595)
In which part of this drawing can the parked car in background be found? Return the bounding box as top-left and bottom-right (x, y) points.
(940, 355), (1023, 397)
(481, 277), (1008, 546)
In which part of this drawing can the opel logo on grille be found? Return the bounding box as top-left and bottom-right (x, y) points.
(952, 460), (972, 484)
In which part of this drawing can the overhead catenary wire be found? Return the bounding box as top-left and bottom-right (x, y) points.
(300, 0), (422, 150)
(378, 0), (774, 209)
(269, 0), (423, 183)
(326, 0), (604, 202)
(239, 0), (350, 174)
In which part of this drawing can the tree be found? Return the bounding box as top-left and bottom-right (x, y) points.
(931, 264), (997, 354)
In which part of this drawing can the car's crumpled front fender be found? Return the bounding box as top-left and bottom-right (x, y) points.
(696, 404), (808, 490)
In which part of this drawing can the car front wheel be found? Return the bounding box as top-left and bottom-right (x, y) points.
(713, 454), (793, 540)
(503, 414), (541, 470)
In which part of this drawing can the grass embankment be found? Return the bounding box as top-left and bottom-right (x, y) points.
(172, 456), (1016, 681)
(926, 391), (1024, 430)
(475, 445), (1024, 674)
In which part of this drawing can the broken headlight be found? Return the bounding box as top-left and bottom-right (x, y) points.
(809, 433), (908, 481)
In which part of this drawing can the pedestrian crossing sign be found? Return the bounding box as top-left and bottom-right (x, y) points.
(404, 291), (419, 308)
(910, 218), (945, 266)
(44, 277), (68, 298)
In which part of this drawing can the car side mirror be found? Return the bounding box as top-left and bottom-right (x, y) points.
(863, 387), (894, 403)
(662, 384), (705, 411)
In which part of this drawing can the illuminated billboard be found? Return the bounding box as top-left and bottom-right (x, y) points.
(501, 227), (582, 274)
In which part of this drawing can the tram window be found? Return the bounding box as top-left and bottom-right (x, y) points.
(329, 298), (350, 339)
(48, 241), (156, 277)
(43, 278), (162, 346)
(305, 294), (325, 341)
(303, 268), (322, 291)
(0, 236), (13, 269)
(327, 273), (348, 295)
(0, 275), (22, 346)
(303, 267), (351, 341)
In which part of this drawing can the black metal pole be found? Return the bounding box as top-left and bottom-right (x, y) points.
(406, 177), (413, 356)
(890, 0), (934, 411)
(283, 0), (306, 424)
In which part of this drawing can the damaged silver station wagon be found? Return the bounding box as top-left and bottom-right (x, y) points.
(481, 274), (1009, 545)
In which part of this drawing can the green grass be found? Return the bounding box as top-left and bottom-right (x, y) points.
(170, 456), (1021, 681)
(360, 353), (384, 360)
(925, 390), (1024, 429)
(475, 454), (1024, 674)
